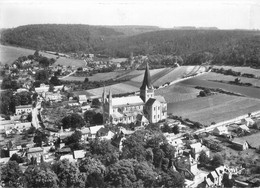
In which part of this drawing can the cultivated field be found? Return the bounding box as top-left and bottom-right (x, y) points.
(213, 65), (260, 77)
(152, 66), (206, 87)
(155, 84), (200, 103)
(198, 72), (260, 87)
(167, 94), (260, 125)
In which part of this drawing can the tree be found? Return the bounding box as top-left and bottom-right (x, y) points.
(39, 57), (50, 67)
(198, 150), (210, 166)
(24, 165), (59, 188)
(9, 153), (25, 163)
(48, 84), (54, 92)
(35, 70), (49, 83)
(92, 113), (103, 125)
(79, 157), (106, 177)
(106, 159), (137, 187)
(134, 161), (158, 187)
(61, 113), (85, 129)
(122, 131), (147, 161)
(84, 77), (89, 83)
(50, 76), (61, 86)
(153, 147), (165, 168)
(89, 139), (119, 166)
(33, 129), (49, 147)
(0, 161), (23, 187)
(211, 154), (224, 168)
(83, 110), (96, 124)
(52, 159), (84, 188)
(92, 98), (101, 107)
(172, 125), (180, 134)
(159, 170), (185, 188)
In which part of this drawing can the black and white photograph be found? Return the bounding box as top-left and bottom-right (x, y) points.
(0, 0), (260, 187)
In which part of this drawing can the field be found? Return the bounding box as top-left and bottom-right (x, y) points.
(152, 66), (206, 87)
(0, 44), (85, 67)
(198, 72), (260, 87)
(213, 65), (260, 77)
(155, 84), (200, 103)
(167, 94), (260, 125)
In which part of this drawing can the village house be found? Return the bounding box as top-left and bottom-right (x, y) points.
(15, 105), (32, 115)
(241, 117), (255, 127)
(78, 95), (88, 104)
(35, 84), (50, 94)
(88, 125), (105, 140)
(213, 126), (229, 136)
(26, 147), (44, 162)
(43, 92), (62, 102)
(231, 138), (249, 150)
(189, 142), (210, 161)
(96, 127), (115, 140)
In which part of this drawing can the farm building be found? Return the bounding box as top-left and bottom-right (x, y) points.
(241, 117), (255, 127)
(213, 126), (229, 136)
(103, 63), (167, 125)
(231, 138), (249, 150)
(78, 95), (88, 104)
(189, 142), (210, 161)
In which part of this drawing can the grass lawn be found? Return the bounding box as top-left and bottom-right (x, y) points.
(198, 72), (260, 87)
(0, 44), (85, 67)
(167, 94), (260, 125)
(213, 65), (260, 77)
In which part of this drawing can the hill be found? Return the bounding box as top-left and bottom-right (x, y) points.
(1, 24), (260, 67)
(0, 24), (124, 53)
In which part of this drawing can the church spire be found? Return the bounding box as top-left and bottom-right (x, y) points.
(140, 62), (153, 90)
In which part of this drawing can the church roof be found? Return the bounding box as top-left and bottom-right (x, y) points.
(112, 96), (144, 107)
(145, 98), (157, 106)
(140, 62), (153, 90)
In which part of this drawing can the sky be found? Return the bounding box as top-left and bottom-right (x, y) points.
(0, 0), (260, 29)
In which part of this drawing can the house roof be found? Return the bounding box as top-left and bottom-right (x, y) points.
(27, 147), (43, 153)
(60, 154), (74, 162)
(112, 96), (144, 107)
(239, 124), (250, 131)
(16, 105), (32, 109)
(79, 95), (87, 101)
(145, 98), (156, 106)
(214, 126), (228, 132)
(211, 171), (218, 179)
(205, 178), (214, 186)
(89, 125), (104, 134)
(73, 150), (85, 159)
(97, 127), (110, 135)
(232, 138), (247, 145)
(57, 147), (71, 153)
(80, 127), (90, 134)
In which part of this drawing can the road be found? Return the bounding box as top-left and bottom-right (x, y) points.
(31, 100), (42, 129)
(194, 110), (260, 134)
(60, 70), (77, 80)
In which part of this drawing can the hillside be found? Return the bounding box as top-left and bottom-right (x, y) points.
(1, 24), (260, 67)
(0, 24), (124, 53)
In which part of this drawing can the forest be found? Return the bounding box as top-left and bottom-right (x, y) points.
(1, 24), (260, 67)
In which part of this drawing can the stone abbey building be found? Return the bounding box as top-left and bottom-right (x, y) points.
(103, 63), (167, 125)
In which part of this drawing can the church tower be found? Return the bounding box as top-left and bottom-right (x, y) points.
(140, 62), (154, 102)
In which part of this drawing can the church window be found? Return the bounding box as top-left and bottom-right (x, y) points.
(154, 107), (156, 111)
(158, 115), (159, 118)
(129, 117), (131, 120)
(154, 115), (156, 119)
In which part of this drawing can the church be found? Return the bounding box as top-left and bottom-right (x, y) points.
(102, 63), (167, 125)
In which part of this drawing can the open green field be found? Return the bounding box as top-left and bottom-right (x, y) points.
(0, 44), (85, 67)
(198, 72), (260, 87)
(213, 65), (260, 77)
(167, 94), (260, 125)
(155, 84), (200, 103)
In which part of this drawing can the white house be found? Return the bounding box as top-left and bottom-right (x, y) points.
(213, 126), (229, 136)
(15, 105), (32, 115)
